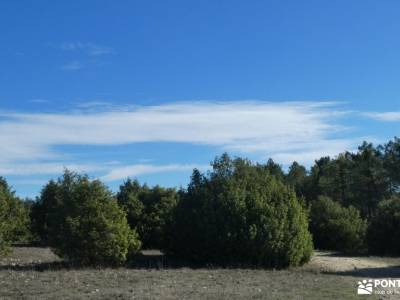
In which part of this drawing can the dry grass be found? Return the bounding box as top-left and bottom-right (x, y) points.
(0, 247), (399, 299)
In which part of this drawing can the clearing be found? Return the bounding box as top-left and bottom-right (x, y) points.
(0, 247), (400, 299)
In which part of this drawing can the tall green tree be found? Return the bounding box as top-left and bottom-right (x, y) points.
(264, 158), (285, 181)
(115, 179), (144, 231)
(31, 180), (59, 244)
(166, 155), (313, 268)
(382, 137), (400, 193)
(305, 156), (331, 201)
(315, 153), (354, 206)
(286, 161), (307, 198)
(351, 142), (390, 216)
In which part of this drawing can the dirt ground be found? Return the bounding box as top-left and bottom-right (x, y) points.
(0, 247), (400, 299)
(307, 251), (400, 276)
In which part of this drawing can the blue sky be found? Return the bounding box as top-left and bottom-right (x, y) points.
(0, 0), (399, 198)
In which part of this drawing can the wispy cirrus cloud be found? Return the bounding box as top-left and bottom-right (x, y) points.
(363, 112), (400, 122)
(101, 164), (209, 182)
(0, 161), (205, 183)
(76, 101), (112, 108)
(0, 162), (107, 176)
(73, 101), (121, 111)
(56, 42), (114, 71)
(61, 42), (114, 56)
(28, 99), (50, 104)
(61, 61), (83, 71)
(0, 101), (356, 168)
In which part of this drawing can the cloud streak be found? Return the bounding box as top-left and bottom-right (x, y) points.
(363, 112), (400, 122)
(61, 42), (114, 56)
(0, 162), (107, 176)
(101, 164), (209, 181)
(0, 101), (355, 167)
(61, 61), (83, 71)
(0, 161), (206, 183)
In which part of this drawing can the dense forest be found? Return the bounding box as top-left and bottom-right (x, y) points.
(1, 137), (400, 268)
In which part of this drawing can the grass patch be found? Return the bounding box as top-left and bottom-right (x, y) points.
(0, 247), (396, 299)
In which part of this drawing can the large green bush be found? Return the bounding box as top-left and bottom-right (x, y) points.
(36, 171), (141, 265)
(0, 177), (31, 255)
(117, 180), (178, 249)
(309, 196), (367, 253)
(367, 196), (400, 255)
(165, 154), (313, 268)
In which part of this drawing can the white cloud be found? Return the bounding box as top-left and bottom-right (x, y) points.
(259, 138), (358, 165)
(61, 61), (82, 71)
(28, 99), (50, 104)
(0, 101), (355, 168)
(0, 162), (107, 176)
(100, 164), (208, 182)
(61, 42), (113, 56)
(75, 101), (113, 109)
(363, 112), (400, 122)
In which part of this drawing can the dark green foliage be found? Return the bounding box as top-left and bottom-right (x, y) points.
(36, 171), (141, 265)
(304, 142), (393, 218)
(304, 156), (331, 202)
(117, 179), (178, 249)
(116, 179), (143, 228)
(286, 161), (307, 198)
(6, 198), (31, 243)
(309, 196), (367, 253)
(312, 154), (353, 206)
(367, 196), (400, 255)
(165, 154), (313, 268)
(0, 179), (11, 255)
(0, 177), (31, 255)
(305, 155), (355, 207)
(382, 137), (400, 193)
(31, 180), (60, 244)
(265, 158), (285, 181)
(351, 142), (390, 217)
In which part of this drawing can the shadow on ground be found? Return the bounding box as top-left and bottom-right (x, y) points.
(0, 261), (86, 272)
(128, 252), (215, 269)
(0, 250), (253, 271)
(3, 247), (400, 277)
(324, 266), (400, 278)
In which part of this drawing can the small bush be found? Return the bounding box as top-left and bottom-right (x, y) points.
(117, 180), (178, 249)
(309, 196), (367, 253)
(38, 170), (141, 265)
(165, 154), (313, 268)
(367, 196), (400, 255)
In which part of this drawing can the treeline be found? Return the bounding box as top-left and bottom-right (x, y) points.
(268, 138), (400, 255)
(0, 138), (399, 267)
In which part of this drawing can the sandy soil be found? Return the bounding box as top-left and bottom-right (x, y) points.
(309, 251), (400, 271)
